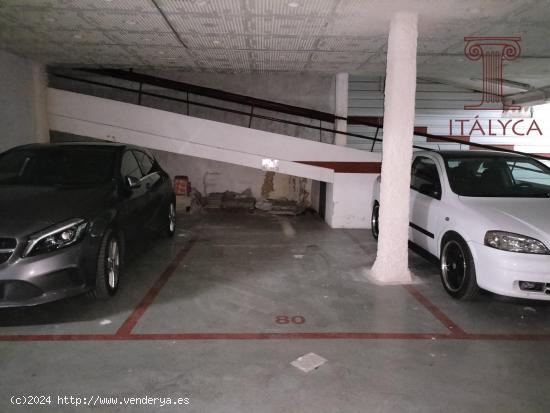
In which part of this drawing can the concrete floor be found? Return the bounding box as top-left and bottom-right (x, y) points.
(1, 211), (550, 412)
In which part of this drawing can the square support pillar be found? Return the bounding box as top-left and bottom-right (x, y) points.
(324, 173), (379, 228)
(31, 63), (50, 143)
(334, 72), (348, 146)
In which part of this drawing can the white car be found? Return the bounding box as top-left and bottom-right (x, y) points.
(372, 150), (550, 301)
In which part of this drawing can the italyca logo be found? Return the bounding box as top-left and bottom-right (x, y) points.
(448, 36), (543, 137)
(463, 36), (521, 111)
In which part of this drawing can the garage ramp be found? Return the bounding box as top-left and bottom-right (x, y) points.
(47, 88), (381, 185)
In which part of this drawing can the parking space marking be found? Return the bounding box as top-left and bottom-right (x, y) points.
(403, 285), (467, 337)
(2, 332), (550, 341)
(342, 230), (468, 336)
(2, 235), (550, 342)
(116, 239), (197, 337)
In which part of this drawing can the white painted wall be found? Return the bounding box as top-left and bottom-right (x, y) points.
(0, 50), (48, 152)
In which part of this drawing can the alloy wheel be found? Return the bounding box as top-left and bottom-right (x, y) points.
(169, 202), (176, 233)
(441, 240), (467, 292)
(371, 204), (379, 239)
(106, 238), (120, 289)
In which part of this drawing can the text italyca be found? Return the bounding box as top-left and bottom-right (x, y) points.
(449, 117), (543, 137)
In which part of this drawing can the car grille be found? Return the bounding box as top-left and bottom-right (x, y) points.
(0, 238), (17, 264)
(0, 280), (43, 301)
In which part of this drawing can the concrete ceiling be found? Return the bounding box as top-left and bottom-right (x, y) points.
(1, 0), (550, 90)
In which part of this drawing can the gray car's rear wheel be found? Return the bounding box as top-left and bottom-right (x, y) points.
(165, 200), (176, 237)
(92, 228), (121, 299)
(440, 233), (479, 300)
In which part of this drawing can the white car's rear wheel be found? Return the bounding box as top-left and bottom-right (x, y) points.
(371, 202), (379, 240)
(440, 234), (479, 300)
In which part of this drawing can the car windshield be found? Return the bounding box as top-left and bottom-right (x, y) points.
(0, 147), (117, 186)
(445, 156), (550, 197)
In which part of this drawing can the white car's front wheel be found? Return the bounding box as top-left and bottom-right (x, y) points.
(440, 233), (479, 300)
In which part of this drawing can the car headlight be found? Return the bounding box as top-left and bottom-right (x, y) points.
(484, 231), (550, 254)
(23, 219), (88, 257)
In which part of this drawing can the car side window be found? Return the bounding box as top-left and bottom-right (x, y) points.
(411, 156), (442, 200)
(133, 150), (154, 176)
(121, 151), (143, 179)
(507, 160), (550, 188)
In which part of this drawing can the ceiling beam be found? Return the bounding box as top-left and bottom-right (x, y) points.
(150, 0), (189, 49)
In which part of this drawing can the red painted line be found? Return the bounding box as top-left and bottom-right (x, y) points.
(427, 135), (470, 143)
(2, 332), (550, 342)
(0, 332), (451, 342)
(127, 332), (451, 341)
(403, 285), (467, 337)
(297, 161), (382, 174)
(0, 334), (121, 342)
(116, 239), (196, 336)
(459, 333), (550, 341)
(470, 144), (514, 151)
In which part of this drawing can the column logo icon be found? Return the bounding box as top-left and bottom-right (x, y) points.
(464, 36), (521, 111)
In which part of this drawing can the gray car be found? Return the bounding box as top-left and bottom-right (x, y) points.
(0, 142), (176, 307)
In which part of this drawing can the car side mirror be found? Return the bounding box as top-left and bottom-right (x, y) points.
(126, 175), (141, 189)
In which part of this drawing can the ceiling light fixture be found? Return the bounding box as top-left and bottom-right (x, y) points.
(288, 2), (300, 7)
(73, 33), (82, 39)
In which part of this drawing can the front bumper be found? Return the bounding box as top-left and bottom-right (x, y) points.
(0, 241), (95, 308)
(469, 241), (550, 301)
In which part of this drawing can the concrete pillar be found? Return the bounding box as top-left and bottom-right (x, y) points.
(325, 73), (349, 227)
(369, 12), (418, 284)
(31, 63), (50, 143)
(334, 72), (348, 146)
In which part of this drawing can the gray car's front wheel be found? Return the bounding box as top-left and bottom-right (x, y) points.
(440, 233), (479, 300)
(91, 229), (121, 299)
